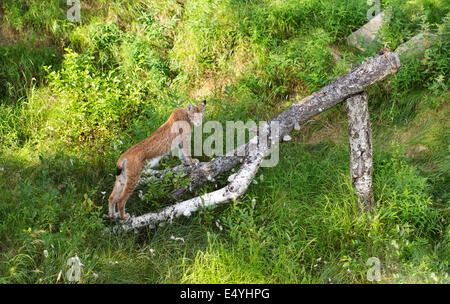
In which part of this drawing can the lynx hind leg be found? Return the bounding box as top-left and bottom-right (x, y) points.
(106, 159), (127, 219)
(107, 177), (125, 219)
(116, 175), (140, 221)
(117, 161), (143, 221)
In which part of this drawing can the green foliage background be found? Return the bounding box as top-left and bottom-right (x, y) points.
(0, 0), (448, 283)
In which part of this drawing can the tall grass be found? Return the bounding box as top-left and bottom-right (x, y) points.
(0, 0), (448, 283)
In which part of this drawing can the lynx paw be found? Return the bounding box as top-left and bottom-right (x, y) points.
(103, 212), (120, 220)
(120, 213), (131, 222)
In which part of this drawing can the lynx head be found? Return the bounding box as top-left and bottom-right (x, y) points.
(187, 100), (207, 126)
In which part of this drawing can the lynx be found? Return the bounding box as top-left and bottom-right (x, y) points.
(106, 100), (206, 220)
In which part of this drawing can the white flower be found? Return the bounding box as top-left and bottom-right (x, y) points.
(43, 250), (49, 258)
(149, 249), (155, 255)
(436, 75), (444, 83)
(170, 235), (185, 243)
(391, 240), (399, 249)
(93, 273), (99, 279)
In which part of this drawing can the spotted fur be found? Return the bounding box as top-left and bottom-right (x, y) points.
(107, 101), (206, 220)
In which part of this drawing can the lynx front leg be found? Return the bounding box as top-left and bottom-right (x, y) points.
(178, 142), (199, 165)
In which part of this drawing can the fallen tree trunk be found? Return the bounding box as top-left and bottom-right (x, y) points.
(109, 51), (400, 232)
(142, 51), (400, 198)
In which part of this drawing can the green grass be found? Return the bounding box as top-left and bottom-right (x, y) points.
(0, 0), (449, 284)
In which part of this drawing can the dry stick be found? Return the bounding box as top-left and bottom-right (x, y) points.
(345, 92), (374, 213)
(110, 51), (400, 232)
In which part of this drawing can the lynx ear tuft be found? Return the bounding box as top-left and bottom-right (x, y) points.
(201, 100), (207, 107)
(188, 102), (194, 112)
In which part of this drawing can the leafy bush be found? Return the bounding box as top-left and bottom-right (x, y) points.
(45, 47), (173, 150)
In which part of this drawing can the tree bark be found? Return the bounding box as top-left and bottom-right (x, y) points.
(109, 51), (400, 232)
(345, 92), (374, 213)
